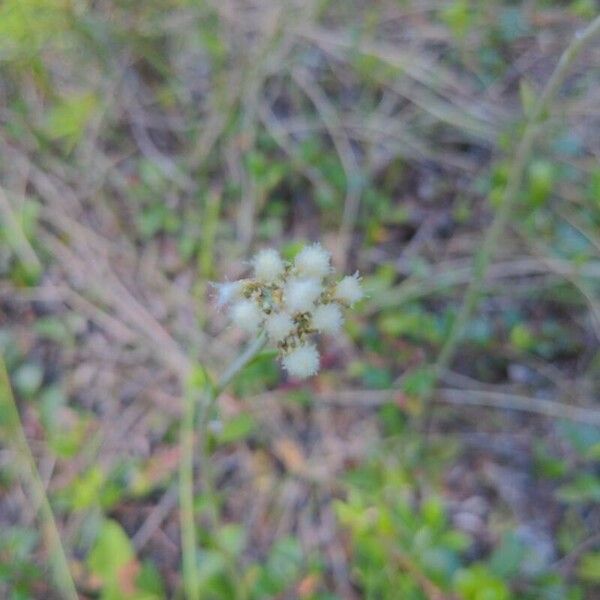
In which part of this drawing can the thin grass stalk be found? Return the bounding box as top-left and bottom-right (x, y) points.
(0, 356), (78, 600)
(179, 384), (200, 600)
(424, 15), (600, 414)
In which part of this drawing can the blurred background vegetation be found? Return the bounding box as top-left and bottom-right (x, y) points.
(1, 1), (600, 599)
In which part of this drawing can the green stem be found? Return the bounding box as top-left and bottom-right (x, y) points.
(179, 331), (267, 599)
(215, 331), (268, 397)
(0, 356), (78, 600)
(179, 384), (200, 600)
(425, 14), (600, 411)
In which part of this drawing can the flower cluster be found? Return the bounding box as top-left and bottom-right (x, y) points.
(214, 244), (363, 379)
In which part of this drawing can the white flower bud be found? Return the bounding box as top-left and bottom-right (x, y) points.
(284, 278), (322, 314)
(312, 303), (344, 334)
(265, 312), (295, 342)
(294, 243), (331, 279)
(212, 281), (242, 308)
(252, 248), (284, 283)
(230, 299), (262, 333)
(334, 272), (363, 305)
(282, 343), (320, 379)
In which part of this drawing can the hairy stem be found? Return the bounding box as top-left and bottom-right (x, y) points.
(215, 331), (268, 397)
(0, 356), (78, 600)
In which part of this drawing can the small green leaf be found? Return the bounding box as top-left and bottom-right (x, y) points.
(441, 0), (472, 39)
(401, 367), (435, 398)
(187, 364), (209, 391)
(454, 564), (510, 600)
(421, 497), (445, 530)
(578, 552), (600, 582)
(218, 413), (256, 444)
(509, 323), (534, 351)
(216, 524), (246, 557)
(136, 561), (166, 597)
(87, 519), (135, 583)
(197, 550), (226, 584)
(44, 93), (98, 147)
(257, 537), (303, 596)
(70, 466), (105, 510)
(557, 474), (600, 504)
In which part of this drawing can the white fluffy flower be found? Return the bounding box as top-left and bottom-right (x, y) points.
(312, 303), (344, 334)
(282, 343), (320, 379)
(230, 299), (262, 333)
(334, 273), (363, 305)
(212, 281), (242, 308)
(252, 248), (284, 284)
(294, 243), (331, 279)
(284, 278), (322, 314)
(265, 312), (295, 342)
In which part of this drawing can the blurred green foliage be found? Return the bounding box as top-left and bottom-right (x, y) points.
(1, 0), (600, 599)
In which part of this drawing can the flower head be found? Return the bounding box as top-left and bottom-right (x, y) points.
(294, 243), (331, 279)
(312, 302), (344, 334)
(230, 299), (262, 333)
(265, 311), (295, 342)
(335, 272), (363, 305)
(284, 278), (322, 314)
(252, 248), (284, 284)
(218, 243), (362, 379)
(282, 343), (320, 379)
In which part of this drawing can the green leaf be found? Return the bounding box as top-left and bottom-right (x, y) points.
(257, 537), (303, 596)
(441, 0), (472, 39)
(87, 519), (135, 584)
(421, 497), (445, 530)
(440, 530), (470, 552)
(218, 413), (256, 444)
(557, 473), (600, 504)
(401, 367), (435, 398)
(509, 323), (534, 351)
(48, 416), (88, 459)
(44, 93), (98, 147)
(533, 441), (567, 479)
(216, 524), (246, 557)
(454, 564), (510, 600)
(197, 550), (226, 584)
(528, 161), (554, 206)
(136, 561), (166, 597)
(361, 366), (393, 390)
(187, 364), (210, 392)
(70, 466), (105, 510)
(577, 552), (600, 582)
(247, 348), (278, 369)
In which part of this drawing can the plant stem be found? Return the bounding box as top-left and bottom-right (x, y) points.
(425, 15), (600, 411)
(215, 331), (268, 397)
(179, 383), (200, 600)
(0, 356), (78, 600)
(179, 331), (267, 599)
